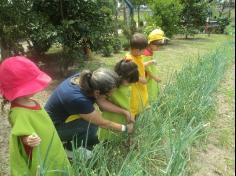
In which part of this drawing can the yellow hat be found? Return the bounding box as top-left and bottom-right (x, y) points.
(148, 29), (167, 44)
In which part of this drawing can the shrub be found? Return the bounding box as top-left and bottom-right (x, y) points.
(112, 37), (122, 54)
(217, 16), (231, 33)
(224, 24), (235, 36)
(101, 45), (113, 57)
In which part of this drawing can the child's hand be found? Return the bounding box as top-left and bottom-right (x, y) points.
(155, 77), (161, 83)
(123, 110), (135, 123)
(139, 77), (147, 84)
(22, 133), (41, 147)
(126, 123), (134, 134)
(144, 60), (157, 67)
(151, 60), (157, 65)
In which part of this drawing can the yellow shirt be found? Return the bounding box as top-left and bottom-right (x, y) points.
(125, 53), (148, 116)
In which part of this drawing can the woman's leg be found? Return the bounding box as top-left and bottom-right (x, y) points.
(55, 119), (99, 150)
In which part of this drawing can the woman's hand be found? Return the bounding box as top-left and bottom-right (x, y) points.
(123, 110), (135, 123)
(22, 133), (41, 147)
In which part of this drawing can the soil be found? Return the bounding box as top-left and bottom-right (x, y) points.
(191, 64), (235, 176)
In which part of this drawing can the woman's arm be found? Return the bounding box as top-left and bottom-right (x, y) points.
(80, 110), (134, 133)
(96, 96), (135, 123)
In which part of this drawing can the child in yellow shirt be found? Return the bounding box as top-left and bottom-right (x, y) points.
(125, 33), (149, 117)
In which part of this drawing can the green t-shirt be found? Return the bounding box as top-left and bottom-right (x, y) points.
(143, 54), (160, 104)
(98, 85), (131, 141)
(9, 106), (72, 176)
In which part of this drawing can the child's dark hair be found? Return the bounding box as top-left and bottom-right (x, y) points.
(130, 33), (148, 50)
(78, 68), (119, 95)
(115, 60), (139, 84)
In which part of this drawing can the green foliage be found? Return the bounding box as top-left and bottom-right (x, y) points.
(101, 45), (113, 57)
(0, 0), (29, 58)
(28, 17), (57, 54)
(217, 16), (231, 33)
(69, 40), (234, 175)
(147, 0), (183, 38)
(179, 0), (209, 38)
(112, 37), (122, 54)
(0, 0), (118, 70)
(143, 24), (161, 36)
(224, 24), (235, 35)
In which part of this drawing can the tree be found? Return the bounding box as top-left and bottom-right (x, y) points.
(0, 0), (117, 74)
(147, 0), (183, 38)
(179, 0), (209, 39)
(130, 0), (148, 28)
(0, 0), (29, 59)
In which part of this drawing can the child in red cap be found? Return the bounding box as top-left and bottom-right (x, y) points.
(0, 56), (72, 175)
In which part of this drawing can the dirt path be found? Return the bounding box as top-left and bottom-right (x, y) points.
(191, 64), (235, 176)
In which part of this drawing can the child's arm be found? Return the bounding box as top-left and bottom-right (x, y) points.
(144, 60), (157, 67)
(96, 96), (135, 123)
(139, 77), (148, 84)
(146, 71), (161, 83)
(21, 134), (41, 147)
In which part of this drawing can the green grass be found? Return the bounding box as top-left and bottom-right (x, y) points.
(84, 34), (233, 83)
(29, 34), (235, 175)
(68, 36), (235, 175)
(45, 34), (233, 79)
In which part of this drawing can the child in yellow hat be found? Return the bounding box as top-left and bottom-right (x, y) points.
(143, 29), (167, 104)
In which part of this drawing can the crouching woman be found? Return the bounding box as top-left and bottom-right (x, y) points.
(45, 68), (134, 150)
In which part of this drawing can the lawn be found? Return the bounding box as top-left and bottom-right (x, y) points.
(86, 34), (233, 84)
(0, 33), (234, 175)
(73, 33), (235, 175)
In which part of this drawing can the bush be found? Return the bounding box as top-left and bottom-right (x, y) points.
(143, 24), (161, 36)
(147, 0), (183, 38)
(217, 16), (231, 33)
(122, 42), (130, 51)
(101, 45), (113, 57)
(224, 24), (235, 36)
(112, 37), (122, 54)
(122, 25), (132, 41)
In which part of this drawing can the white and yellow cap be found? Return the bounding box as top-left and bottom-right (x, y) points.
(148, 29), (168, 44)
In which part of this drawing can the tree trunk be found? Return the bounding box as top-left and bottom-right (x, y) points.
(228, 1), (232, 19)
(84, 47), (92, 59)
(219, 2), (226, 17)
(137, 6), (140, 28)
(123, 2), (127, 25)
(185, 34), (188, 39)
(114, 0), (119, 37)
(0, 41), (11, 60)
